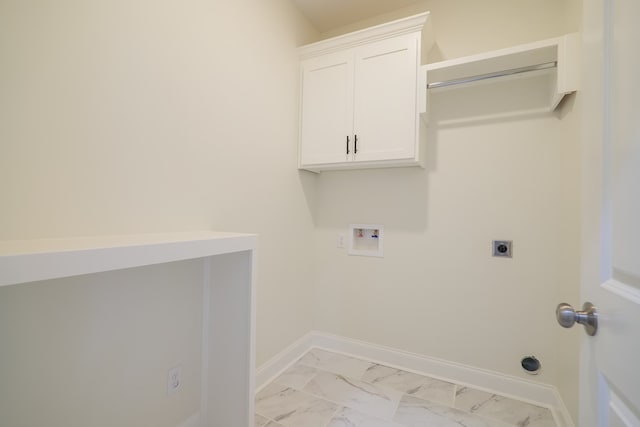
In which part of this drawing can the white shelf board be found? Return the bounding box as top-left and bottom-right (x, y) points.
(425, 33), (579, 112)
(0, 231), (257, 287)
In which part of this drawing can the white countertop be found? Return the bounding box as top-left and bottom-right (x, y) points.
(0, 231), (257, 287)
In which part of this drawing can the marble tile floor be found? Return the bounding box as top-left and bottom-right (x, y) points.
(255, 348), (557, 427)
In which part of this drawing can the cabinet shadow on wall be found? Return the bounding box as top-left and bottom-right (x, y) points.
(297, 77), (577, 234)
(297, 123), (438, 233)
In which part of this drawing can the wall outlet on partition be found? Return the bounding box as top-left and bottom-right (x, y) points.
(167, 365), (182, 395)
(337, 234), (345, 248)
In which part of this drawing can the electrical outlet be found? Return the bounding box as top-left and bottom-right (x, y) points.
(492, 240), (513, 258)
(337, 234), (345, 248)
(167, 366), (182, 395)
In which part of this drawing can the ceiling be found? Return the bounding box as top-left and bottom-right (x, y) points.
(291, 0), (426, 34)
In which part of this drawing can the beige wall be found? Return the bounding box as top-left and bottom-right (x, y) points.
(0, 1), (317, 425)
(309, 0), (581, 421)
(0, 0), (584, 424)
(0, 260), (204, 427)
(0, 0), (319, 367)
(321, 0), (578, 57)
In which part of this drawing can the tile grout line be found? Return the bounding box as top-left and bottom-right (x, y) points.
(453, 385), (552, 427)
(255, 412), (278, 427)
(319, 405), (343, 427)
(297, 381), (396, 422)
(289, 366), (406, 425)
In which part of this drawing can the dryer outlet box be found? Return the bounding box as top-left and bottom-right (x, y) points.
(493, 240), (513, 258)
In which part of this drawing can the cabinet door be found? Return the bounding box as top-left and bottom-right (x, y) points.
(299, 51), (354, 167)
(352, 33), (419, 163)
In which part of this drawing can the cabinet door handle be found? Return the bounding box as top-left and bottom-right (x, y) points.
(346, 136), (350, 154)
(354, 134), (358, 154)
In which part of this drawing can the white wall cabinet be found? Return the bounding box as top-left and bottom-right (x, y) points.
(298, 13), (432, 172)
(299, 50), (353, 167)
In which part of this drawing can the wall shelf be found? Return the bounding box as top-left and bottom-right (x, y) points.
(0, 231), (256, 287)
(0, 231), (257, 426)
(423, 33), (579, 117)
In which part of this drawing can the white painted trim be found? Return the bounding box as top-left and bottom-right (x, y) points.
(176, 412), (200, 427)
(199, 260), (211, 425)
(256, 331), (575, 427)
(610, 390), (640, 427)
(298, 12), (430, 59)
(246, 249), (258, 425)
(552, 387), (577, 427)
(602, 279), (640, 304)
(557, 33), (581, 94)
(255, 332), (314, 392)
(311, 332), (558, 405)
(0, 231), (257, 287)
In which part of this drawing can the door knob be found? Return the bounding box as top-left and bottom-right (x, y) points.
(556, 302), (598, 336)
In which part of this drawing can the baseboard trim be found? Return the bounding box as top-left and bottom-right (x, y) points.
(255, 332), (314, 393)
(256, 331), (575, 427)
(552, 388), (577, 427)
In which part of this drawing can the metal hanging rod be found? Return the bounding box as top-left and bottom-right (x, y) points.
(427, 61), (558, 90)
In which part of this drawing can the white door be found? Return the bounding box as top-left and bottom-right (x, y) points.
(299, 50), (354, 167)
(352, 33), (419, 163)
(579, 0), (640, 426)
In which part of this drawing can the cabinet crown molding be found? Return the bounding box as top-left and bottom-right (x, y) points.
(298, 12), (432, 59)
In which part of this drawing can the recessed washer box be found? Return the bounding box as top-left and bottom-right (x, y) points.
(348, 224), (383, 258)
